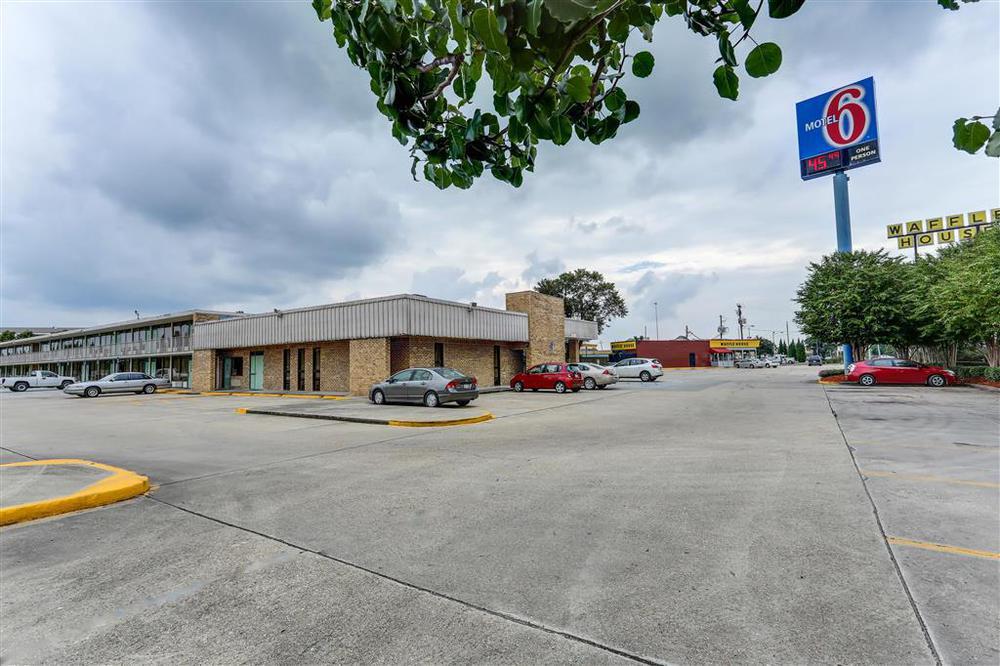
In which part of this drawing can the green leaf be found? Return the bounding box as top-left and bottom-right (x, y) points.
(552, 115), (573, 145)
(494, 94), (510, 116)
(379, 0), (397, 13)
(565, 74), (591, 103)
(622, 100), (640, 123)
(424, 163), (452, 189)
(713, 65), (739, 100)
(471, 8), (509, 55)
(543, 0), (599, 23)
(526, 0), (543, 37)
(718, 33), (737, 67)
(745, 42), (782, 78)
(768, 0), (805, 19)
(663, 0), (684, 16)
(447, 0), (467, 50)
(608, 10), (630, 42)
(953, 118), (991, 154)
(604, 88), (626, 112)
(632, 51), (654, 78)
(312, 0), (332, 21)
(731, 0), (758, 30)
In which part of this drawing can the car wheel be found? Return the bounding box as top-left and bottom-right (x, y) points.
(859, 374), (876, 387)
(423, 391), (440, 407)
(142, 384), (157, 394)
(584, 377), (596, 390)
(598, 385), (607, 390)
(456, 399), (471, 406)
(554, 381), (566, 394)
(13, 382), (28, 392)
(927, 374), (946, 388)
(639, 371), (651, 382)
(59, 380), (72, 389)
(512, 381), (523, 392)
(372, 389), (385, 404)
(85, 386), (101, 398)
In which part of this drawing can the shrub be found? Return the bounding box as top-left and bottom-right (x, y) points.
(953, 366), (1000, 381)
(818, 368), (845, 378)
(986, 367), (1000, 382)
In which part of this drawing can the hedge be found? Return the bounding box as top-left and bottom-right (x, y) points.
(955, 366), (1000, 381)
(818, 368), (845, 378)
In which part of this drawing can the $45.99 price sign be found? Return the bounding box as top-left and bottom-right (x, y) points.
(796, 77), (881, 181)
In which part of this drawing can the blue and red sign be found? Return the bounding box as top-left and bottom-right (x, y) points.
(795, 77), (880, 180)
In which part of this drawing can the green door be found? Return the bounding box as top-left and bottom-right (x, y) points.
(222, 357), (233, 389)
(249, 353), (264, 391)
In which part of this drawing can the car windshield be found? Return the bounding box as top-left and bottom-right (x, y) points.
(434, 367), (465, 379)
(99, 374), (116, 381)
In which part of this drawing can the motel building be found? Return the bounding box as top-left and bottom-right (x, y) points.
(0, 291), (597, 395)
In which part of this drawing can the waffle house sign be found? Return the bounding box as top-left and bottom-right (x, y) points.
(887, 208), (999, 250)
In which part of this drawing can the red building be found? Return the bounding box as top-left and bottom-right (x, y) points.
(635, 339), (715, 368)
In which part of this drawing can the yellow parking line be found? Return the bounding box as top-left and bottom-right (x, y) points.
(862, 469), (999, 489)
(888, 537), (999, 560)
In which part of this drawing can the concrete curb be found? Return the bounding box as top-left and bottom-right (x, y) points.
(237, 407), (494, 428)
(0, 459), (149, 527)
(964, 382), (1000, 393)
(200, 391), (348, 400)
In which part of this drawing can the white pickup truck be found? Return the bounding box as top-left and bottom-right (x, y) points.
(2, 370), (77, 392)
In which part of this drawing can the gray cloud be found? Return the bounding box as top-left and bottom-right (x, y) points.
(521, 252), (565, 284)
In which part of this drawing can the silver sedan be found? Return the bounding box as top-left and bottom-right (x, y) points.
(369, 367), (478, 408)
(64, 372), (171, 398)
(568, 363), (619, 390)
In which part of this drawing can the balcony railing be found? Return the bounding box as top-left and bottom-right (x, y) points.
(0, 337), (191, 366)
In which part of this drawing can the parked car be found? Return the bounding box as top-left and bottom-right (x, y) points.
(761, 357), (781, 368)
(567, 363), (619, 390)
(510, 363), (583, 393)
(807, 355), (822, 366)
(2, 370), (77, 392)
(847, 358), (955, 387)
(63, 372), (170, 398)
(735, 358), (765, 369)
(610, 357), (664, 382)
(369, 367), (478, 407)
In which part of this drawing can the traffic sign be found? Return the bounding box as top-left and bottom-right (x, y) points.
(796, 77), (880, 180)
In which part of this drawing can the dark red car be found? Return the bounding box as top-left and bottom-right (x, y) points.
(510, 363), (584, 394)
(846, 358), (955, 387)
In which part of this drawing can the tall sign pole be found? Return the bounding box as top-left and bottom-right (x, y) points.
(796, 77), (881, 369)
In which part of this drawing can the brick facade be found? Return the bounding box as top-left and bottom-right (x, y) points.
(387, 336), (525, 387)
(191, 350), (216, 392)
(505, 291), (567, 367)
(349, 338), (391, 396)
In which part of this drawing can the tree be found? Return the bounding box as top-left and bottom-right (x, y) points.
(794, 338), (806, 362)
(757, 337), (774, 356)
(15, 331), (36, 340)
(922, 226), (1000, 366)
(312, 0), (808, 188)
(0, 330), (15, 342)
(794, 250), (912, 361)
(777, 339), (787, 355)
(535, 268), (626, 333)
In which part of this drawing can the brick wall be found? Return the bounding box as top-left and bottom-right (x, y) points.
(191, 350), (216, 392)
(389, 336), (524, 387)
(349, 338), (391, 395)
(505, 291), (567, 367)
(321, 342), (350, 392)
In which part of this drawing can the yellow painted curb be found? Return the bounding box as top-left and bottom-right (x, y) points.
(0, 459), (149, 527)
(388, 412), (494, 428)
(203, 391), (347, 400)
(235, 407), (248, 414)
(818, 377), (847, 385)
(888, 536), (1000, 560)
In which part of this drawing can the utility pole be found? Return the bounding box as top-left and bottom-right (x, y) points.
(785, 321), (790, 346)
(736, 304), (746, 340)
(653, 301), (659, 339)
(685, 325), (690, 340)
(717, 315), (727, 338)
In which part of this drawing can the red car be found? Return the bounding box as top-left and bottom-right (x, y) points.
(510, 363), (584, 393)
(847, 358), (955, 387)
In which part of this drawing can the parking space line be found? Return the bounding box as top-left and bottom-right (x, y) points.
(888, 537), (1000, 560)
(862, 470), (999, 489)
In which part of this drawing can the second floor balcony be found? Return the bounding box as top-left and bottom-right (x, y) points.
(0, 337), (192, 366)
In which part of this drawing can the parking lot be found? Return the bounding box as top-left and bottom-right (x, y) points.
(2, 367), (997, 663)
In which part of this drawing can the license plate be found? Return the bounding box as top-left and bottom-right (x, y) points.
(459, 383), (471, 390)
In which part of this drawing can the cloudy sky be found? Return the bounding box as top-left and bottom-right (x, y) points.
(3, 0), (998, 344)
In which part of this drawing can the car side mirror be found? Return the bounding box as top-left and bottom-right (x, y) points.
(386, 378), (395, 383)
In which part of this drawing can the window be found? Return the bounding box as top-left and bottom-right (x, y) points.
(297, 348), (305, 391)
(282, 349), (291, 390)
(41, 371), (57, 378)
(528, 365), (544, 374)
(435, 367), (464, 379)
(390, 370), (415, 382)
(312, 348), (321, 391)
(230, 357), (244, 376)
(413, 369), (432, 381)
(493, 345), (501, 386)
(893, 360), (921, 368)
(434, 342), (444, 367)
(138, 373), (152, 380)
(870, 359), (893, 367)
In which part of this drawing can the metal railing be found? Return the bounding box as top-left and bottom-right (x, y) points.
(0, 337), (191, 365)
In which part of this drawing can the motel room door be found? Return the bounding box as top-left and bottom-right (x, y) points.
(688, 353), (696, 367)
(249, 352), (264, 391)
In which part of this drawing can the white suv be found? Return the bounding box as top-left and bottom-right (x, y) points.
(610, 357), (664, 382)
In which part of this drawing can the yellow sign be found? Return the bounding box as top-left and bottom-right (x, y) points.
(710, 339), (761, 349)
(946, 213), (965, 228)
(886, 223), (904, 237)
(958, 226), (978, 240)
(916, 233), (934, 246)
(898, 236), (915, 249)
(610, 340), (636, 351)
(905, 220), (923, 234)
(991, 208), (1000, 223)
(937, 230), (955, 243)
(925, 217), (944, 232)
(888, 206), (996, 249)
(968, 210), (986, 226)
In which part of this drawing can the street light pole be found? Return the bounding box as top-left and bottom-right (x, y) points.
(653, 302), (659, 339)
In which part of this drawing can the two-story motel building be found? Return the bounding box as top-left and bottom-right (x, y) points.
(0, 291), (597, 395)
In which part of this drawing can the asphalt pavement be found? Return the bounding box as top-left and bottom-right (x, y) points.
(2, 367), (995, 663)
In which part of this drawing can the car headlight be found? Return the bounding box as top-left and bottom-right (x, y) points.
(945, 370), (955, 375)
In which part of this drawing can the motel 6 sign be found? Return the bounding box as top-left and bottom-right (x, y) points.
(795, 77), (880, 180)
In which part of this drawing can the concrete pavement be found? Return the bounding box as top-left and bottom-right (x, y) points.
(0, 367), (967, 663)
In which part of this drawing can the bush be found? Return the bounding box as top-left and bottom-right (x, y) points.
(987, 367), (1000, 382)
(953, 366), (1000, 381)
(818, 368), (845, 378)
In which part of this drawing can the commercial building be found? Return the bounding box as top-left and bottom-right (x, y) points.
(607, 338), (763, 368)
(0, 291), (598, 394)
